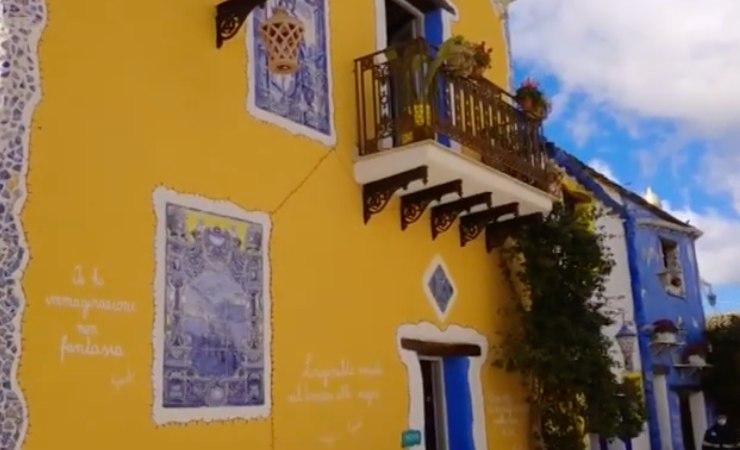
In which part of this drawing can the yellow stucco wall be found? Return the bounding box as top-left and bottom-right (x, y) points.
(17, 0), (527, 449)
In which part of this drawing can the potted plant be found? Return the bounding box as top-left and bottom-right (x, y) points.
(651, 319), (679, 345)
(422, 36), (492, 93)
(683, 343), (709, 367)
(514, 78), (551, 121)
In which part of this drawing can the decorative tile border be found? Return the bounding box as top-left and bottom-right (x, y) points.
(152, 187), (273, 424)
(0, 1), (46, 449)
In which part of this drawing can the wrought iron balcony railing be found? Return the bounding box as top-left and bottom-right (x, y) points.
(353, 38), (549, 191)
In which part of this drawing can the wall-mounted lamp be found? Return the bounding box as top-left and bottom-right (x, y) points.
(701, 279), (717, 306)
(616, 321), (637, 372)
(216, 0), (267, 48)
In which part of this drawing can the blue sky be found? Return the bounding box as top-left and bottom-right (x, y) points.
(507, 0), (740, 315)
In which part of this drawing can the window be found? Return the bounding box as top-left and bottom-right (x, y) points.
(385, 0), (425, 47)
(659, 238), (684, 296)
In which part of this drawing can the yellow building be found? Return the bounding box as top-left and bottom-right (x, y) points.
(2, 0), (555, 448)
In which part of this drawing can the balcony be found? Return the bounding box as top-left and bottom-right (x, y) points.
(353, 39), (556, 249)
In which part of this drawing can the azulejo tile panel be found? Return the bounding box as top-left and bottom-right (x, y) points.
(423, 256), (457, 320)
(152, 188), (272, 424)
(0, 1), (46, 449)
(247, 0), (335, 146)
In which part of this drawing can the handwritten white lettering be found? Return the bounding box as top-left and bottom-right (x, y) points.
(347, 420), (363, 434)
(357, 390), (379, 406)
(111, 369), (135, 391)
(487, 393), (528, 436)
(59, 334), (125, 363)
(72, 265), (105, 287)
(302, 354), (383, 387)
(46, 295), (136, 319)
(76, 324), (98, 336)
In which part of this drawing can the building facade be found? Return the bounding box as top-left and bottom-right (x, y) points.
(555, 150), (711, 450)
(557, 167), (651, 450)
(0, 0), (556, 449)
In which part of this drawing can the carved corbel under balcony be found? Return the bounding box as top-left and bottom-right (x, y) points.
(430, 193), (492, 240)
(362, 166), (428, 224)
(400, 180), (463, 231)
(216, 0), (268, 48)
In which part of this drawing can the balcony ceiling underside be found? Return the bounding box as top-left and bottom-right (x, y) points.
(355, 140), (555, 249)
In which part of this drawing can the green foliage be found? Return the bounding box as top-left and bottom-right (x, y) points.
(702, 315), (740, 424)
(493, 202), (647, 450)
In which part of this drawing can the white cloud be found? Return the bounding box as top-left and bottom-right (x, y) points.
(666, 206), (740, 287)
(566, 108), (596, 148)
(587, 158), (618, 183)
(509, 0), (740, 136)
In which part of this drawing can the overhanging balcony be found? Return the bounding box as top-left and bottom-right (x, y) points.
(353, 39), (556, 248)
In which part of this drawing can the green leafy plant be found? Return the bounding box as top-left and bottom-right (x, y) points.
(493, 202), (646, 450)
(423, 36), (492, 92)
(702, 315), (740, 424)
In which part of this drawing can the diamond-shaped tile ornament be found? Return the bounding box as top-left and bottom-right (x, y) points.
(423, 257), (457, 320)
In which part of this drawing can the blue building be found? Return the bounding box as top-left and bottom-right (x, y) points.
(553, 147), (711, 450)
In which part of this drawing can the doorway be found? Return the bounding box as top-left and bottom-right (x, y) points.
(420, 357), (448, 450)
(679, 393), (696, 450)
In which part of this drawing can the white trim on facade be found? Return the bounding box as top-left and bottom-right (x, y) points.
(397, 322), (488, 450)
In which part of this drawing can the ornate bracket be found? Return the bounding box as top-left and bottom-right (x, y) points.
(485, 212), (544, 252)
(460, 202), (519, 247)
(430, 192), (492, 240)
(363, 166), (428, 224)
(400, 180), (462, 231)
(216, 0), (268, 49)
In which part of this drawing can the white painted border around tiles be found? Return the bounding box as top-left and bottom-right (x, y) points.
(422, 255), (458, 322)
(245, 2), (337, 148)
(152, 186), (272, 424)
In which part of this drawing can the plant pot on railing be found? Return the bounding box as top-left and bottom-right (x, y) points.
(514, 78), (551, 121)
(399, 103), (433, 145)
(258, 7), (305, 75)
(683, 343), (709, 367)
(651, 319), (679, 345)
(421, 37), (492, 96)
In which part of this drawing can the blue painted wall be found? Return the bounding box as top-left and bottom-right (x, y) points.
(443, 357), (474, 450)
(552, 146), (710, 450)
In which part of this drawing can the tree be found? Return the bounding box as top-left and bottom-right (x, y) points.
(702, 315), (740, 424)
(493, 202), (647, 450)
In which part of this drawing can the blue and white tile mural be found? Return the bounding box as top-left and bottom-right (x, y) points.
(423, 256), (457, 320)
(153, 188), (272, 424)
(248, 0), (335, 146)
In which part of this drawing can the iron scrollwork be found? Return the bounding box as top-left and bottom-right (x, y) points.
(216, 0), (268, 48)
(400, 180), (463, 231)
(362, 166), (428, 224)
(484, 212), (544, 252)
(459, 202), (519, 247)
(430, 192), (492, 240)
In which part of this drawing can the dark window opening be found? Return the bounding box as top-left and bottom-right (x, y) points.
(385, 0), (423, 47)
(679, 393), (696, 450)
(420, 358), (448, 450)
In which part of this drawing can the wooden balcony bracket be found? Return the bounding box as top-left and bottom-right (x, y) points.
(460, 202), (519, 247)
(400, 180), (463, 231)
(430, 193), (492, 240)
(363, 166), (428, 224)
(484, 212), (544, 252)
